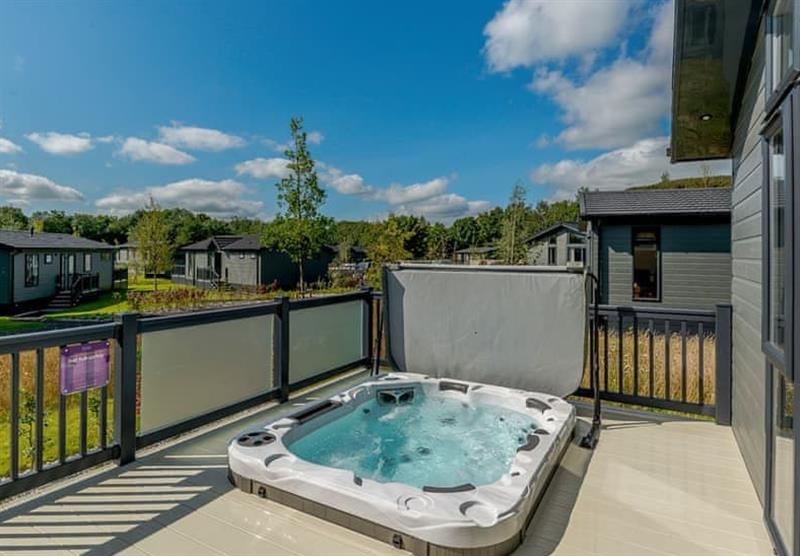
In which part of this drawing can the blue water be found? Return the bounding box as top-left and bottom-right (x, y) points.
(286, 391), (538, 489)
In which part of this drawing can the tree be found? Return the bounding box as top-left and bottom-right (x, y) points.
(498, 182), (529, 264)
(269, 117), (328, 295)
(426, 222), (452, 260)
(475, 207), (504, 245)
(366, 215), (412, 287)
(450, 217), (480, 250)
(391, 214), (429, 259)
(0, 206), (29, 230)
(132, 198), (173, 290)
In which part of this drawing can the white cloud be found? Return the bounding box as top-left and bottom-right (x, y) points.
(95, 135), (116, 144)
(484, 1), (673, 151)
(396, 194), (492, 220)
(234, 157), (291, 180)
(319, 163), (490, 220)
(323, 166), (371, 195)
(530, 58), (669, 150)
(0, 169), (84, 201)
(95, 178), (262, 217)
(320, 164), (448, 204)
(531, 136), (731, 199)
(26, 132), (94, 155)
(264, 130), (324, 153)
(158, 123), (245, 151)
(529, 3), (672, 151)
(374, 177), (449, 205)
(263, 138), (290, 153)
(0, 138), (22, 154)
(483, 0), (633, 72)
(119, 137), (195, 165)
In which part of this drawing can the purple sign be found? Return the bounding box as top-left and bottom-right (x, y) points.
(60, 341), (110, 395)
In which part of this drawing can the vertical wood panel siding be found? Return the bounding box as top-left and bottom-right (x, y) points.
(730, 24), (766, 504)
(222, 251), (259, 286)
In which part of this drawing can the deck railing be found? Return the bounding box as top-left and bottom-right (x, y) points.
(0, 288), (733, 502)
(576, 303), (732, 422)
(369, 293), (732, 422)
(0, 289), (376, 502)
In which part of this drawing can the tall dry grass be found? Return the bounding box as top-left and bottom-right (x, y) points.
(581, 324), (716, 406)
(0, 346), (116, 476)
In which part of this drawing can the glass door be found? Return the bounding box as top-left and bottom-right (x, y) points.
(764, 90), (797, 556)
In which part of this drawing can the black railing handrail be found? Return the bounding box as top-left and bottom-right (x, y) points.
(576, 302), (732, 422)
(0, 287), (731, 504)
(69, 272), (100, 305)
(595, 303), (716, 319)
(0, 287), (376, 502)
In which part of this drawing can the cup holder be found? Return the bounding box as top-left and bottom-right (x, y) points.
(237, 431), (276, 447)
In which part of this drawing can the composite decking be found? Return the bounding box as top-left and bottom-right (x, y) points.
(0, 372), (773, 556)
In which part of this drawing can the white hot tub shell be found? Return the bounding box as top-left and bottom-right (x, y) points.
(228, 373), (576, 555)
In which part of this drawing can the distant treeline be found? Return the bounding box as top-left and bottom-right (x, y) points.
(0, 174), (728, 261)
(0, 198), (578, 260)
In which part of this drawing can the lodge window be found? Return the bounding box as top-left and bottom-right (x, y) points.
(762, 86), (796, 556)
(547, 237), (557, 265)
(84, 253), (92, 272)
(568, 246), (585, 264)
(766, 122), (788, 354)
(767, 0), (799, 105)
(632, 228), (659, 301)
(44, 254), (53, 264)
(24, 254), (39, 287)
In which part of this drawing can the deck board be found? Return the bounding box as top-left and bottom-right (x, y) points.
(0, 374), (773, 556)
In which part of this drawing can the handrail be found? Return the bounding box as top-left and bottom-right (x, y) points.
(0, 286), (377, 503)
(68, 273), (100, 305)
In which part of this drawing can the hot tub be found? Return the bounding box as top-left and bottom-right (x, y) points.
(228, 373), (575, 555)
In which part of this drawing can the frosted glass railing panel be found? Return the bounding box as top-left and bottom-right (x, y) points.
(139, 315), (274, 434)
(289, 300), (363, 385)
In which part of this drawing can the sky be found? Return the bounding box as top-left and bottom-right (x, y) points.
(0, 0), (730, 223)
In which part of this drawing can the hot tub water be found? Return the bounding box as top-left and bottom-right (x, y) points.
(287, 390), (538, 489)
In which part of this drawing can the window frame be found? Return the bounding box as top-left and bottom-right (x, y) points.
(762, 97), (794, 378)
(766, 0), (800, 114)
(83, 253), (92, 272)
(547, 237), (557, 265)
(44, 254), (53, 265)
(631, 226), (661, 302)
(24, 253), (39, 288)
(568, 245), (585, 264)
(761, 83), (799, 556)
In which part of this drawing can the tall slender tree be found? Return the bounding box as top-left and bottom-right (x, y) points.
(498, 182), (529, 264)
(269, 117), (328, 294)
(132, 198), (173, 290)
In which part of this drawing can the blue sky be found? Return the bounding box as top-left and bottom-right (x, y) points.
(0, 0), (728, 222)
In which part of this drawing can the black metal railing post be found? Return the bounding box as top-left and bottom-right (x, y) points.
(361, 287), (373, 364)
(715, 303), (733, 425)
(276, 297), (290, 403)
(114, 312), (139, 465)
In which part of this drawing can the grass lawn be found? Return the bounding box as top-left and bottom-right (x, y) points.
(0, 396), (114, 477)
(0, 318), (48, 334)
(43, 277), (185, 320)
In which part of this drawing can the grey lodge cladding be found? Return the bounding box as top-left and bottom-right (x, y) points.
(0, 229), (113, 312)
(172, 234), (335, 290)
(672, 1), (799, 554)
(580, 187), (732, 311)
